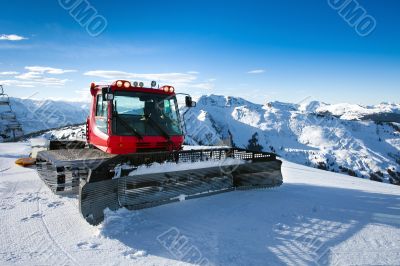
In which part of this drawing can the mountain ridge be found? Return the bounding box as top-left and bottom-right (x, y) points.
(3, 95), (400, 184)
(185, 95), (400, 184)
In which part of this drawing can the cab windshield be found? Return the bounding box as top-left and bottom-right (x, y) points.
(112, 91), (183, 137)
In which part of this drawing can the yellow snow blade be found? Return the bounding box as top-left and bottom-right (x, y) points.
(15, 158), (36, 167)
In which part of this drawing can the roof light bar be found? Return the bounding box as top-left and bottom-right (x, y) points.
(161, 85), (175, 93)
(123, 81), (131, 88)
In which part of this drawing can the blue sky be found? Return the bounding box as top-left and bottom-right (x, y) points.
(0, 0), (399, 104)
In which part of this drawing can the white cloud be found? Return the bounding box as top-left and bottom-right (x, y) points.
(16, 84), (35, 88)
(72, 89), (92, 103)
(23, 66), (76, 75)
(84, 70), (218, 93)
(0, 78), (68, 87)
(0, 71), (19, 75)
(0, 79), (35, 87)
(1, 66), (76, 87)
(0, 80), (15, 85)
(247, 69), (265, 74)
(0, 34), (28, 41)
(84, 70), (197, 85)
(191, 82), (215, 90)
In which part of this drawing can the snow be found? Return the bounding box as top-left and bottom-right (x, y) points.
(40, 125), (86, 141)
(9, 98), (88, 134)
(185, 95), (400, 183)
(316, 102), (400, 121)
(1, 142), (400, 265)
(127, 158), (245, 177)
(29, 137), (48, 147)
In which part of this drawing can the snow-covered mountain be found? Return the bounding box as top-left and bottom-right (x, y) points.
(312, 101), (400, 122)
(184, 95), (400, 184)
(10, 98), (89, 134)
(6, 95), (400, 184)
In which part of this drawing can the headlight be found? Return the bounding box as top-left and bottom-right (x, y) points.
(123, 81), (131, 88)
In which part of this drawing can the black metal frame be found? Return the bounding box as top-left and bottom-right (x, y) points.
(87, 148), (277, 183)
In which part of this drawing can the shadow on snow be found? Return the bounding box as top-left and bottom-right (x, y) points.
(99, 182), (400, 265)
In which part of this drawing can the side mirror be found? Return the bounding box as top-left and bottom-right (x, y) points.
(185, 96), (197, 108)
(102, 87), (114, 101)
(105, 93), (114, 101)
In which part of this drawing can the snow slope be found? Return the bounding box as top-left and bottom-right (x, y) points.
(185, 95), (400, 184)
(1, 143), (400, 265)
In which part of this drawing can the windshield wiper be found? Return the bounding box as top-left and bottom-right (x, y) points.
(115, 113), (143, 140)
(144, 114), (171, 141)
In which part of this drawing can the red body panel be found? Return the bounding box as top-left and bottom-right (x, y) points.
(105, 135), (184, 154)
(87, 82), (184, 155)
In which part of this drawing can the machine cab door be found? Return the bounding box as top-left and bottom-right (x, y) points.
(91, 93), (109, 149)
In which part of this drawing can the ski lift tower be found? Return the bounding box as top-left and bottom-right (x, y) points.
(0, 85), (24, 141)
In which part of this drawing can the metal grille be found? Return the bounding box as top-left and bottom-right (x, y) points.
(87, 148), (277, 183)
(36, 147), (278, 196)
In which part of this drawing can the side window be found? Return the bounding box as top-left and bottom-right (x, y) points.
(95, 94), (108, 134)
(96, 95), (102, 116)
(96, 95), (108, 117)
(164, 99), (178, 120)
